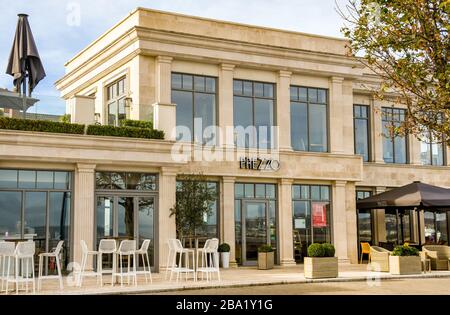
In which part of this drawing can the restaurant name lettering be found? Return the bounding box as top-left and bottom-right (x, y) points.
(239, 157), (280, 171)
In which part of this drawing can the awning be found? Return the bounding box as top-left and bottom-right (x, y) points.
(0, 88), (38, 111)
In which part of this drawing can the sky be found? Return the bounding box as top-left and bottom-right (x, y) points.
(0, 0), (349, 114)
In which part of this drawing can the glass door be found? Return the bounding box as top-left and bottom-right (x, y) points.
(242, 201), (269, 265)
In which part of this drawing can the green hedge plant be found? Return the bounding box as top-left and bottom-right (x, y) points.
(218, 243), (230, 253)
(86, 125), (164, 139)
(258, 244), (274, 253)
(307, 243), (335, 257)
(120, 119), (153, 129)
(392, 244), (419, 256)
(0, 117), (85, 134)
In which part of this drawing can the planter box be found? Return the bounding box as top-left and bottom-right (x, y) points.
(220, 252), (230, 268)
(389, 256), (421, 275)
(304, 257), (338, 279)
(258, 252), (274, 270)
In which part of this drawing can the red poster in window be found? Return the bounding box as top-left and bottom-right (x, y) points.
(312, 203), (327, 228)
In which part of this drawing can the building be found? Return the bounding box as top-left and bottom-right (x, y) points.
(1, 8), (449, 271)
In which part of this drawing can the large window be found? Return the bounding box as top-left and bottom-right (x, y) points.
(292, 185), (331, 262)
(290, 86), (328, 152)
(424, 211), (448, 245)
(106, 77), (127, 126)
(420, 131), (445, 166)
(233, 80), (275, 149)
(175, 181), (219, 239)
(382, 107), (407, 163)
(0, 169), (72, 273)
(356, 190), (373, 244)
(354, 105), (370, 162)
(95, 172), (157, 268)
(172, 73), (217, 144)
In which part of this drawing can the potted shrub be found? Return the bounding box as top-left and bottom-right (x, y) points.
(218, 243), (231, 269)
(389, 243), (421, 275)
(304, 243), (338, 279)
(257, 244), (274, 270)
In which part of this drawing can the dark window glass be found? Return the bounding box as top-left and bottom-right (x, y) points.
(24, 192), (47, 244)
(0, 191), (22, 239)
(97, 196), (114, 238)
(420, 132), (445, 166)
(0, 170), (17, 188)
(235, 183), (244, 198)
(19, 170), (36, 189)
(354, 105), (370, 162)
(110, 173), (126, 190)
(266, 184), (276, 199)
(106, 78), (126, 126)
(172, 73), (217, 144)
(382, 107), (407, 164)
(233, 80), (275, 149)
(255, 184), (265, 198)
(290, 86), (328, 152)
(138, 197), (155, 266)
(37, 171), (54, 189)
(54, 172), (71, 190)
(118, 197), (134, 238)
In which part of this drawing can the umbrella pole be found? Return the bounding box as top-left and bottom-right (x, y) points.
(22, 75), (26, 119)
(417, 208), (421, 247)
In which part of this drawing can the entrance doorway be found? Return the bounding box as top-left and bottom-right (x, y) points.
(234, 183), (277, 266)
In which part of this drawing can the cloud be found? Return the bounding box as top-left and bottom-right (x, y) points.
(0, 0), (347, 114)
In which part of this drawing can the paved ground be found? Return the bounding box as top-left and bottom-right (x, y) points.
(150, 278), (450, 295)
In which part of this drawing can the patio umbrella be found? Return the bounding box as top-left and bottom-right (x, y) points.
(5, 14), (46, 117)
(356, 181), (450, 246)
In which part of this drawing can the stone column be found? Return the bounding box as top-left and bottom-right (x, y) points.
(158, 166), (178, 271)
(332, 180), (349, 262)
(218, 64), (235, 149)
(345, 182), (358, 264)
(153, 56), (176, 140)
(373, 186), (387, 243)
(73, 163), (96, 268)
(221, 177), (237, 267)
(329, 77), (345, 154)
(276, 71), (292, 151)
(372, 97), (385, 163)
(278, 178), (296, 266)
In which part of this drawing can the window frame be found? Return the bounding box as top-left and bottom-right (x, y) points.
(290, 85), (329, 152)
(381, 107), (409, 164)
(420, 130), (446, 166)
(171, 72), (218, 145)
(353, 104), (371, 162)
(106, 77), (127, 127)
(233, 79), (277, 149)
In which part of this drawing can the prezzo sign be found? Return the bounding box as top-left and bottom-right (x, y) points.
(239, 157), (280, 171)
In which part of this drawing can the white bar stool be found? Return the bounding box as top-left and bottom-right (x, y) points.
(171, 239), (196, 282)
(78, 240), (101, 287)
(113, 240), (137, 286)
(165, 239), (176, 280)
(0, 241), (16, 292)
(38, 240), (64, 291)
(197, 238), (221, 282)
(6, 241), (36, 294)
(135, 239), (152, 283)
(97, 239), (117, 287)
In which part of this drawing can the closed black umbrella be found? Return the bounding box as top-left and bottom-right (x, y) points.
(5, 14), (46, 117)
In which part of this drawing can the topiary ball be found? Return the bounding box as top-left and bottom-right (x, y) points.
(322, 243), (335, 257)
(307, 243), (325, 257)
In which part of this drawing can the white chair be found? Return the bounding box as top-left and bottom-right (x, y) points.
(135, 239), (152, 283)
(38, 240), (64, 291)
(0, 241), (16, 292)
(78, 240), (101, 287)
(196, 239), (211, 272)
(165, 239), (176, 280)
(197, 238), (221, 282)
(6, 241), (36, 294)
(171, 239), (196, 282)
(98, 239), (117, 286)
(113, 240), (137, 286)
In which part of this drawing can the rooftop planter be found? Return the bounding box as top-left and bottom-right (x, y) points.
(0, 117), (84, 134)
(0, 117), (165, 140)
(304, 243), (338, 279)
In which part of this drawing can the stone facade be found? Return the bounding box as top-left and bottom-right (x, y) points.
(1, 8), (449, 270)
